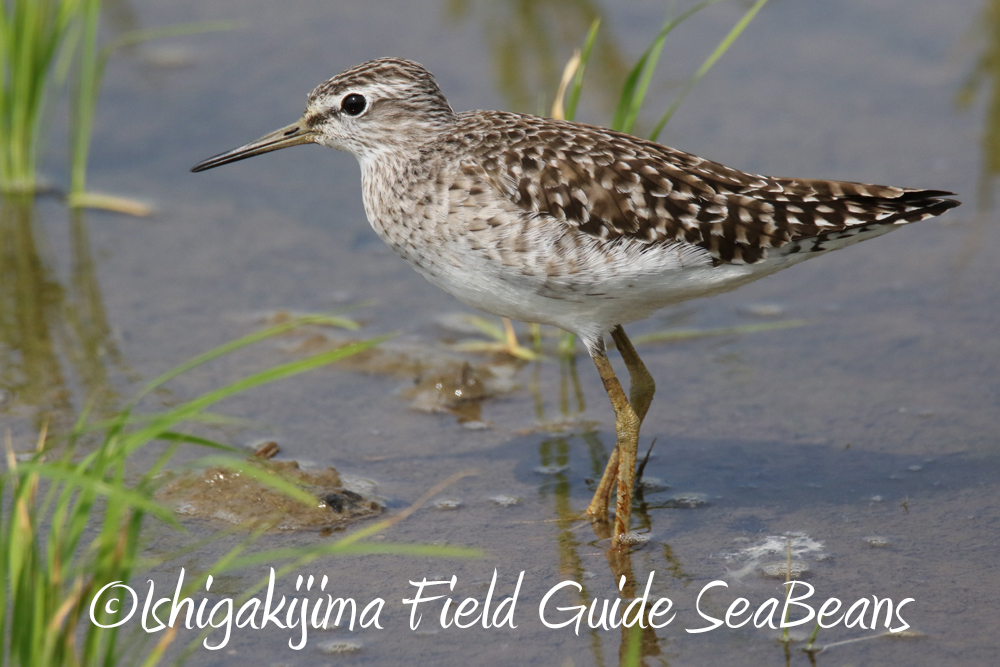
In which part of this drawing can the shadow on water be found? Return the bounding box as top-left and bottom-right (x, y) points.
(442, 0), (629, 114)
(0, 197), (128, 430)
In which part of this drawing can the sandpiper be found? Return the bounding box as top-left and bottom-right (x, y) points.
(192, 57), (959, 546)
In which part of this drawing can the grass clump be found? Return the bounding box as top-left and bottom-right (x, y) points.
(0, 0), (229, 208)
(1, 316), (476, 666)
(0, 0), (81, 194)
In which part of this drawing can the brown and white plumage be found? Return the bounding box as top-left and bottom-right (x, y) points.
(195, 57), (958, 351)
(461, 111), (956, 264)
(192, 57), (960, 545)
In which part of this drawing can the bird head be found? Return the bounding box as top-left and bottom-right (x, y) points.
(191, 57), (455, 173)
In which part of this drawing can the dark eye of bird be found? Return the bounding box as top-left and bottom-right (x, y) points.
(341, 93), (366, 116)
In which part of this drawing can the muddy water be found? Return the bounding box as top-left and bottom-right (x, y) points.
(2, 0), (997, 665)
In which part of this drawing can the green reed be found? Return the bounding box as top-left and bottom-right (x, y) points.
(542, 0), (770, 357)
(0, 0), (229, 206)
(564, 0), (770, 137)
(0, 0), (81, 194)
(1, 316), (475, 667)
(68, 18), (233, 211)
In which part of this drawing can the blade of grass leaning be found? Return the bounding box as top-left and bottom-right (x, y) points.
(121, 337), (389, 457)
(69, 19), (237, 207)
(140, 432), (240, 480)
(611, 0), (725, 133)
(13, 460), (182, 528)
(101, 20), (240, 55)
(338, 468), (479, 547)
(562, 17), (600, 122)
(2, 325), (401, 667)
(649, 0), (769, 141)
(172, 453), (319, 506)
(130, 314), (359, 406)
(151, 431), (239, 453)
(66, 192), (155, 216)
(211, 469), (483, 575)
(633, 319), (807, 345)
(80, 411), (254, 435)
(0, 0), (70, 192)
(624, 622), (644, 666)
(551, 50), (581, 122)
(611, 0), (721, 133)
(169, 469), (481, 664)
(68, 0), (99, 201)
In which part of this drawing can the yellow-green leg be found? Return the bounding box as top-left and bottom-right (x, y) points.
(585, 326), (656, 544)
(612, 326), (656, 422)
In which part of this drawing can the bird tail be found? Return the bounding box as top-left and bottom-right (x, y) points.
(775, 187), (959, 257)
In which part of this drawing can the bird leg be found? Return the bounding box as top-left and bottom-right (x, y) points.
(586, 345), (640, 543)
(611, 326), (656, 423)
(586, 327), (655, 544)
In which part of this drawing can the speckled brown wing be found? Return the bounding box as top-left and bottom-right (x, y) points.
(460, 111), (959, 265)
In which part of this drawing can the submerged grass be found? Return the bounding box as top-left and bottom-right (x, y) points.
(1, 316), (476, 666)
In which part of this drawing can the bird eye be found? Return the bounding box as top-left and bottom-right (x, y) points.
(341, 93), (367, 116)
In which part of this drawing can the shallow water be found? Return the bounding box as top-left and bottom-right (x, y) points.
(2, 0), (998, 665)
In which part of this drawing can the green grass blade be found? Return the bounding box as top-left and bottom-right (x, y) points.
(611, 0), (724, 133)
(69, 0), (100, 197)
(632, 319), (807, 345)
(624, 622), (644, 666)
(222, 541), (481, 572)
(100, 20), (239, 56)
(14, 461), (181, 528)
(649, 0), (770, 142)
(70, 19), (237, 199)
(129, 314), (359, 405)
(173, 453), (319, 506)
(563, 18), (600, 122)
(151, 431), (240, 453)
(460, 315), (507, 342)
(79, 411), (253, 434)
(122, 337), (388, 456)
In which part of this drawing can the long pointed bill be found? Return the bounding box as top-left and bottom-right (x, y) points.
(190, 120), (317, 172)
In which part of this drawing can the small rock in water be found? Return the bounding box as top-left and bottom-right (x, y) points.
(863, 535), (892, 548)
(489, 495), (521, 506)
(156, 459), (381, 531)
(616, 532), (651, 546)
(251, 440), (280, 459)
